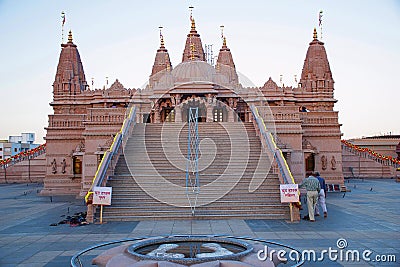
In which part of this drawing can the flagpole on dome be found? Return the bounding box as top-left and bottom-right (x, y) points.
(189, 6), (194, 22)
(159, 26), (164, 47)
(189, 6), (195, 60)
(319, 10), (323, 40)
(61, 11), (66, 44)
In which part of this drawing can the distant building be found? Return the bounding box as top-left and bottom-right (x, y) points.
(0, 133), (39, 160)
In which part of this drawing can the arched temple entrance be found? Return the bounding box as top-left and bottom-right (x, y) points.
(181, 97), (207, 122)
(150, 87), (252, 123)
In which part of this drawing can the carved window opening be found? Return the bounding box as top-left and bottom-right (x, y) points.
(305, 153), (315, 173)
(213, 107), (224, 122)
(73, 156), (82, 175)
(143, 113), (151, 123)
(97, 154), (104, 167)
(162, 107), (175, 122)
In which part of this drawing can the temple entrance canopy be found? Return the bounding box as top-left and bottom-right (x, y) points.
(153, 92), (241, 123)
(149, 60), (250, 123)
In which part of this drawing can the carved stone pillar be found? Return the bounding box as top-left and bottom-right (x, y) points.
(228, 109), (234, 122)
(154, 104), (161, 123)
(206, 94), (214, 122)
(174, 105), (182, 122)
(206, 104), (213, 122)
(228, 98), (235, 122)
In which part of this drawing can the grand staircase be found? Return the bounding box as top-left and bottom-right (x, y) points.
(100, 122), (290, 221)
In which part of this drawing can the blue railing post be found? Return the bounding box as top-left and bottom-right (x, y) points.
(186, 107), (200, 215)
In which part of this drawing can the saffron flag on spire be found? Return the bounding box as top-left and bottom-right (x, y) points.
(319, 10), (323, 27)
(61, 11), (66, 26)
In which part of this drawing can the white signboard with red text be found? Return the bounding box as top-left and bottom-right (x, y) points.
(279, 184), (299, 203)
(93, 186), (112, 205)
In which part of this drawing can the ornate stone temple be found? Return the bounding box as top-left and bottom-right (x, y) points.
(41, 15), (344, 207)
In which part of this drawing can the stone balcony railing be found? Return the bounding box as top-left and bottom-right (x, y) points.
(299, 111), (339, 125)
(84, 108), (126, 124)
(48, 115), (85, 128)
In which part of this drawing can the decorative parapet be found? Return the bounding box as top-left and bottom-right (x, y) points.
(81, 108), (127, 125)
(299, 112), (339, 125)
(48, 115), (85, 128)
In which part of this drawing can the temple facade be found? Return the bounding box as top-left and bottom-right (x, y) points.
(41, 17), (344, 197)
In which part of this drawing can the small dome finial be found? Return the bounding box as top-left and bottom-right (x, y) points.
(68, 30), (73, 43)
(191, 17), (196, 31)
(161, 35), (165, 47)
(220, 25), (227, 47)
(313, 27), (318, 40)
(189, 6), (196, 31)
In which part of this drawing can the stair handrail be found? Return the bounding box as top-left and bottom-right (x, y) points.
(341, 140), (400, 169)
(251, 105), (300, 221)
(250, 105), (295, 185)
(0, 143), (46, 169)
(84, 105), (137, 204)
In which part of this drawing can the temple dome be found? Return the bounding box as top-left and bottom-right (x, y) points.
(171, 61), (217, 83)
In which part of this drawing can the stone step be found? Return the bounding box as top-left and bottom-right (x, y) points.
(102, 206), (287, 214)
(101, 207), (288, 217)
(109, 200), (284, 206)
(101, 213), (289, 221)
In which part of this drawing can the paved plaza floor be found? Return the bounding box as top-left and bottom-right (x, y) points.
(0, 179), (399, 266)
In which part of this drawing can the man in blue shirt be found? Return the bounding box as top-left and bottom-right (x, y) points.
(314, 171), (328, 218)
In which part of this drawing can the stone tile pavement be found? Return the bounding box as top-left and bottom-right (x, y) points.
(0, 179), (399, 266)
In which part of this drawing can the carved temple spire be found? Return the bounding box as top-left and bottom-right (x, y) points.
(299, 28), (334, 93)
(216, 32), (238, 84)
(53, 30), (87, 97)
(182, 9), (205, 62)
(150, 27), (173, 86)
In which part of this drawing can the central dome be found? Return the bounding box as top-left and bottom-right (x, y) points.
(171, 61), (217, 83)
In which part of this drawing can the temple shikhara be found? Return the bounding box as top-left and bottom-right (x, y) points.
(37, 14), (347, 220)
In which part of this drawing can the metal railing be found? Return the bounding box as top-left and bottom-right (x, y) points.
(250, 105), (295, 185)
(341, 140), (400, 169)
(84, 105), (137, 213)
(0, 143), (46, 169)
(250, 105), (300, 221)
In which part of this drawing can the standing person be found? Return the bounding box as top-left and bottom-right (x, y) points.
(314, 171), (328, 218)
(299, 172), (321, 222)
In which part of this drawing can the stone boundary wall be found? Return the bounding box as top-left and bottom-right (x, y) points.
(0, 154), (46, 183)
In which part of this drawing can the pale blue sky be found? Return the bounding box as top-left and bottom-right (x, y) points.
(0, 0), (399, 142)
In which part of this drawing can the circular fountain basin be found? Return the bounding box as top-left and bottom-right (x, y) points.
(127, 236), (253, 265)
